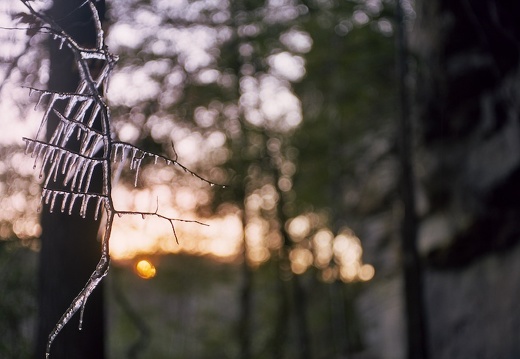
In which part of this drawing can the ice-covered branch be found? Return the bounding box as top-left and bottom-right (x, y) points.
(114, 208), (209, 244)
(40, 187), (107, 219)
(45, 247), (110, 359)
(19, 1), (219, 357)
(111, 141), (222, 187)
(23, 138), (104, 191)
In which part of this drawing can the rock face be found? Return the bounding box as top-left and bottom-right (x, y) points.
(356, 2), (520, 358)
(414, 1), (520, 358)
(415, 0), (520, 267)
(425, 244), (520, 359)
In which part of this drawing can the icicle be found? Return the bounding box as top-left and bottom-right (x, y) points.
(78, 295), (87, 330)
(61, 192), (70, 213)
(44, 161), (57, 188)
(77, 80), (89, 96)
(24, 139), (33, 155)
(34, 142), (45, 163)
(87, 103), (101, 128)
(88, 1), (105, 49)
(95, 63), (112, 89)
(80, 195), (90, 218)
(61, 152), (73, 176)
(33, 157), (38, 170)
(41, 188), (49, 205)
(63, 154), (78, 186)
(31, 89), (47, 109)
(120, 145), (128, 164)
(39, 147), (52, 179)
(68, 194), (78, 215)
(36, 93), (58, 140)
(94, 197), (104, 221)
(133, 168), (139, 187)
(51, 151), (65, 183)
(41, 149), (60, 187)
(61, 121), (77, 147)
(58, 36), (65, 50)
(76, 126), (82, 141)
(81, 161), (99, 193)
(73, 99), (92, 125)
(30, 142), (40, 159)
(38, 189), (47, 210)
(70, 157), (87, 191)
(88, 134), (104, 157)
(76, 159), (90, 192)
(111, 143), (119, 163)
(133, 157), (143, 187)
(49, 120), (66, 145)
(154, 155), (158, 165)
(49, 192), (58, 213)
(41, 145), (53, 166)
(79, 131), (93, 155)
(44, 188), (52, 205)
(64, 91), (85, 118)
(63, 155), (78, 187)
(130, 148), (139, 170)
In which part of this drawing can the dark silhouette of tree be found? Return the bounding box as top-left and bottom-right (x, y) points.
(396, 1), (428, 358)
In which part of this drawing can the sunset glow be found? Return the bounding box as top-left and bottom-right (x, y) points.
(109, 210), (243, 261)
(107, 183), (374, 283)
(107, 182), (243, 261)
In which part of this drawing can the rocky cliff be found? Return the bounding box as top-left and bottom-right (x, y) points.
(356, 1), (520, 358)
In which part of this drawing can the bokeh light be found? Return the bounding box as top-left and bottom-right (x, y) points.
(135, 259), (156, 279)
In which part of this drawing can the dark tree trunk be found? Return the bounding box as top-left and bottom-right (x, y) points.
(291, 274), (311, 359)
(272, 259), (290, 359)
(396, 1), (429, 359)
(33, 1), (106, 358)
(274, 178), (311, 359)
(238, 230), (253, 359)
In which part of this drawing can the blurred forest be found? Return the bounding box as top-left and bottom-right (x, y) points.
(2, 0), (520, 359)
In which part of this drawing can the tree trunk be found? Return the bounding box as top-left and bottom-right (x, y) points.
(34, 1), (106, 358)
(238, 221), (253, 359)
(396, 1), (429, 359)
